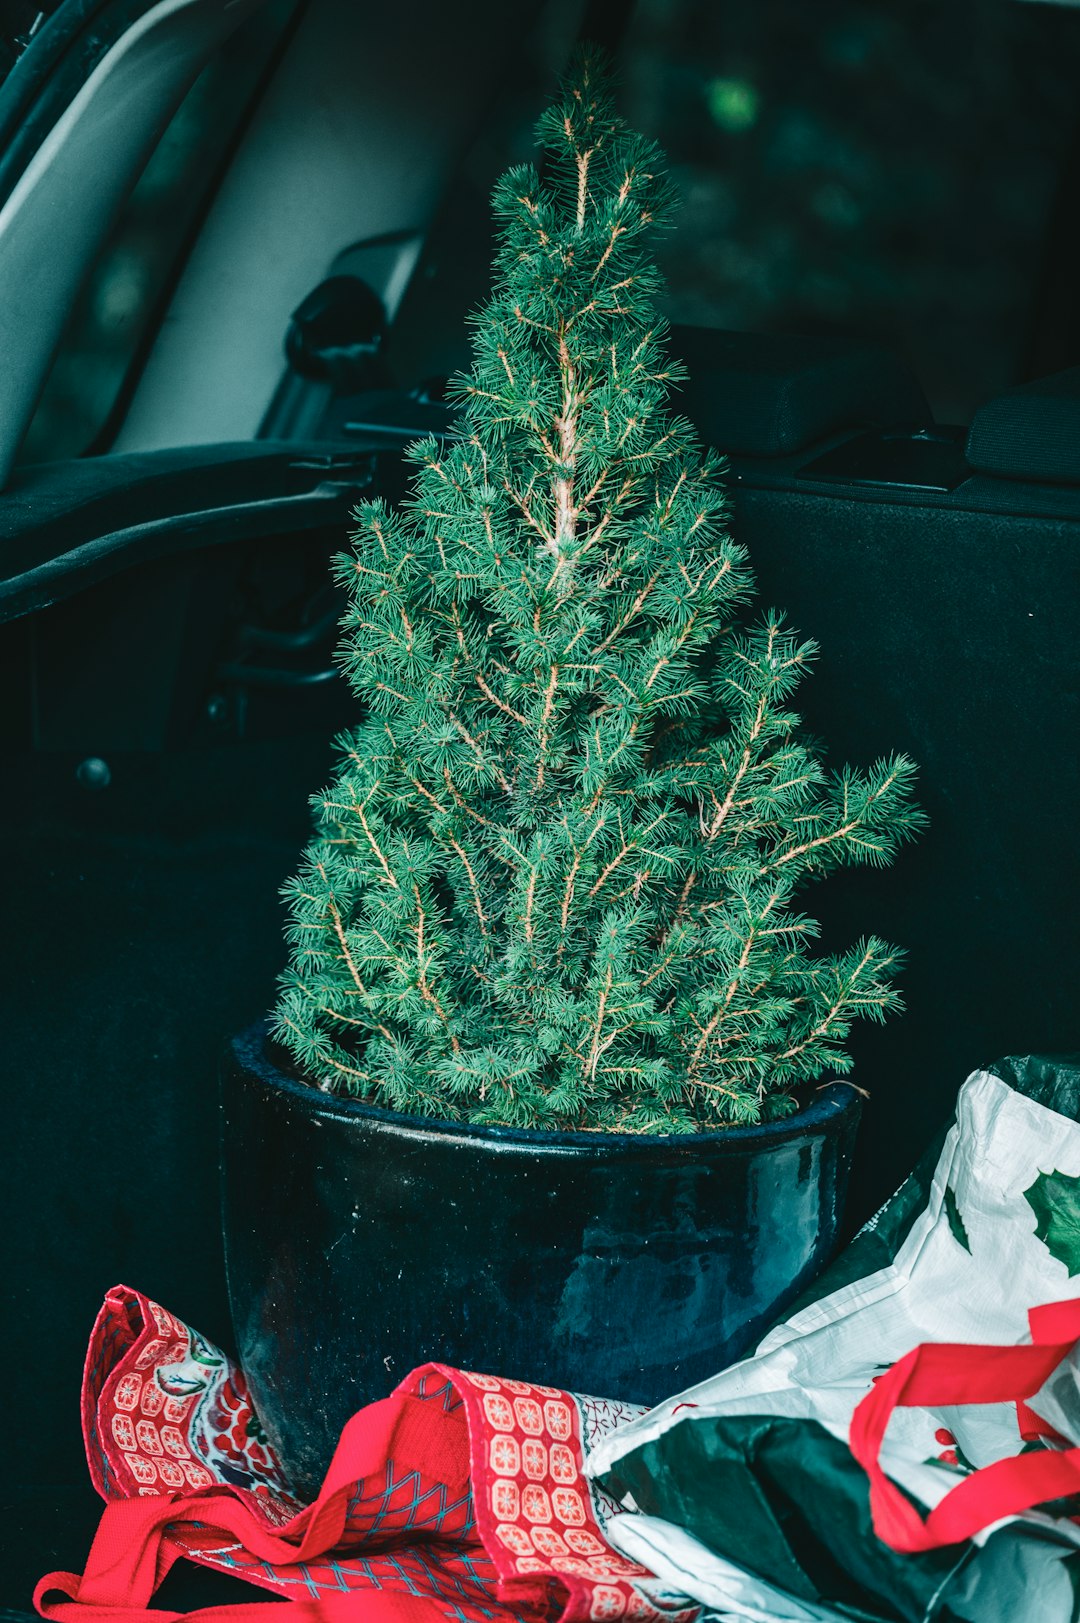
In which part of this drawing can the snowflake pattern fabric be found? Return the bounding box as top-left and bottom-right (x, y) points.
(38, 1285), (697, 1623)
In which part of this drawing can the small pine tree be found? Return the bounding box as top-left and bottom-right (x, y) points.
(273, 52), (925, 1133)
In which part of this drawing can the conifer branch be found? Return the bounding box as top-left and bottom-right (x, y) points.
(412, 884), (461, 1053)
(273, 51), (924, 1132)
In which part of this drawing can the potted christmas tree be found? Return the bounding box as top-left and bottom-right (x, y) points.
(222, 53), (924, 1493)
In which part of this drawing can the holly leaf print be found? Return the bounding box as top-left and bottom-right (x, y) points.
(943, 1185), (971, 1252)
(1025, 1168), (1080, 1276)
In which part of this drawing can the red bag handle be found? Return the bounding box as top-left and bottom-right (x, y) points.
(34, 1393), (469, 1622)
(849, 1296), (1080, 1553)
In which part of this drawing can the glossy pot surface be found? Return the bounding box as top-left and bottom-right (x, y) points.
(222, 1025), (860, 1495)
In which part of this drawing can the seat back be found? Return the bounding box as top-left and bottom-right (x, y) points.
(670, 330), (1080, 1211)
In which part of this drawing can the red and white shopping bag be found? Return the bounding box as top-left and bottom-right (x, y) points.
(35, 1285), (697, 1623)
(585, 1066), (1080, 1623)
(851, 1295), (1080, 1553)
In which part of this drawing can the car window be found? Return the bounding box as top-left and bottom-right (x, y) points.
(0, 4), (52, 90)
(617, 0), (1080, 421)
(15, 0), (294, 467)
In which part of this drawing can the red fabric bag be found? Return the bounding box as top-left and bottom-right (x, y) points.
(35, 1286), (697, 1623)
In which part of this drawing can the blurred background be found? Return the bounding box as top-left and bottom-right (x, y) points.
(4, 0), (1080, 463)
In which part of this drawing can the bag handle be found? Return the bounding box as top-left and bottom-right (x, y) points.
(37, 1542), (444, 1623)
(35, 1391), (469, 1621)
(849, 1296), (1080, 1553)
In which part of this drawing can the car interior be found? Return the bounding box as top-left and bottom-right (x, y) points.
(2, 0), (1079, 1606)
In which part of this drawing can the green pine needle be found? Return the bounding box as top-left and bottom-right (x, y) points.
(271, 49), (925, 1131)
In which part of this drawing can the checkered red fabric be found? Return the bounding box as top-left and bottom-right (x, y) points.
(35, 1286), (697, 1623)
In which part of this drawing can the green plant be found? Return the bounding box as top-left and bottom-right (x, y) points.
(273, 52), (925, 1132)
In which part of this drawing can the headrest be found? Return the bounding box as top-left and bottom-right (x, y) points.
(965, 368), (1080, 485)
(668, 327), (930, 457)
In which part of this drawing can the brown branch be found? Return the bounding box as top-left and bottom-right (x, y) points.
(558, 809), (607, 946)
(315, 863), (374, 1009)
(587, 965), (613, 1080)
(504, 479), (556, 548)
(592, 222), (625, 281)
(279, 1020), (375, 1088)
(407, 775), (449, 817)
(705, 695), (768, 843)
(779, 941), (879, 1062)
(447, 715), (511, 792)
(351, 788), (399, 889)
(592, 571), (662, 657)
(443, 770), (499, 831)
(523, 865), (538, 944)
(301, 983), (394, 1046)
(764, 765), (902, 874)
(448, 836), (488, 936)
(475, 671), (530, 728)
(412, 884), (461, 1053)
(687, 890), (784, 1074)
(572, 131), (593, 230)
(547, 326), (580, 571)
(560, 850), (582, 936)
(535, 664), (560, 792)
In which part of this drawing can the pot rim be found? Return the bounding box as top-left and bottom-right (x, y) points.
(231, 1022), (862, 1155)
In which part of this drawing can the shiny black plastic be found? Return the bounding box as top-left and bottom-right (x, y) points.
(222, 1025), (861, 1495)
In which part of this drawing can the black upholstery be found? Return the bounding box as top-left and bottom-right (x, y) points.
(966, 366), (1080, 484)
(668, 326), (931, 456)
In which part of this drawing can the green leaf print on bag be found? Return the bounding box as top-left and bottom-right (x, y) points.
(1025, 1167), (1080, 1276)
(944, 1185), (971, 1252)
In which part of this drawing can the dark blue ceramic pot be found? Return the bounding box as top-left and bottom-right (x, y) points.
(222, 1025), (860, 1495)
